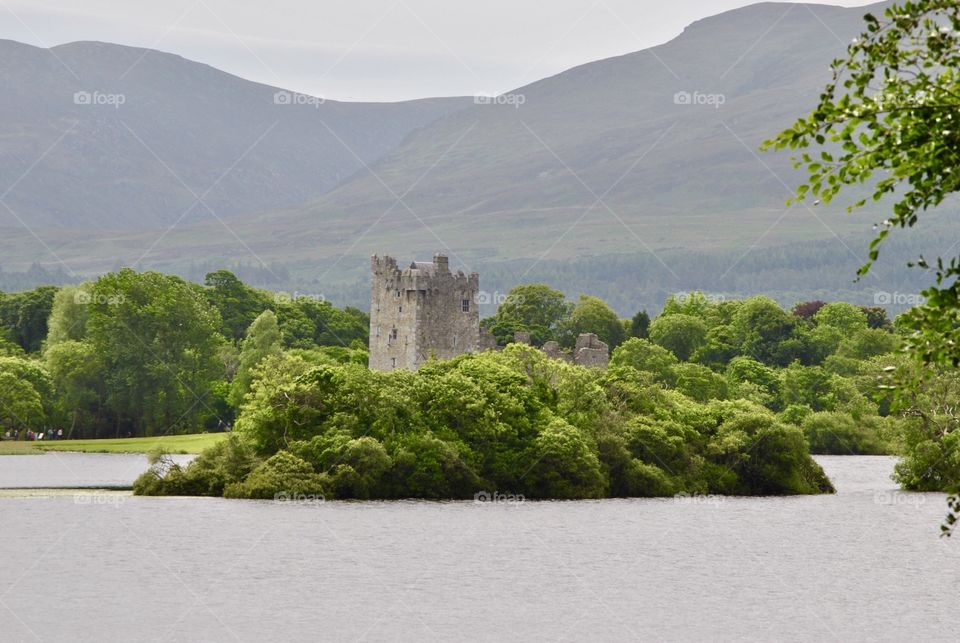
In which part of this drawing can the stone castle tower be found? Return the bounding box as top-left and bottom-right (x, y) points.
(369, 254), (481, 371)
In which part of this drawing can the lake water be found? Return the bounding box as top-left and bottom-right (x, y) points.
(0, 455), (957, 642)
(0, 452), (194, 489)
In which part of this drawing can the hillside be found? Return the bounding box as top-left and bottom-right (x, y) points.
(4, 0), (950, 314)
(0, 39), (468, 230)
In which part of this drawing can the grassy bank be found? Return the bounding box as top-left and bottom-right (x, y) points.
(0, 433), (228, 455)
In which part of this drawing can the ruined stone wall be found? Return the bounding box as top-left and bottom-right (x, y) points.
(573, 333), (609, 369)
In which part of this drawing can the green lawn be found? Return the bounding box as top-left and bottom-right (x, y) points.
(0, 433), (228, 455)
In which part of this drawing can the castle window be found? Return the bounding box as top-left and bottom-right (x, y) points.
(390, 328), (398, 340)
(395, 290), (401, 298)
(461, 299), (470, 312)
(399, 305), (402, 313)
(391, 358), (397, 368)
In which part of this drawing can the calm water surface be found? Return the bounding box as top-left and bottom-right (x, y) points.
(0, 455), (956, 642)
(0, 452), (194, 488)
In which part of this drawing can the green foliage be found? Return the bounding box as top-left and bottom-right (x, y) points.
(44, 340), (104, 438)
(87, 269), (224, 436)
(764, 0), (960, 527)
(0, 369), (45, 432)
(661, 292), (721, 320)
(802, 411), (889, 455)
(224, 451), (327, 500)
(203, 270), (274, 343)
(148, 345), (836, 500)
(813, 302), (869, 334)
(780, 363), (840, 412)
(648, 314), (707, 361)
(527, 415), (607, 499)
(673, 363), (727, 402)
(730, 297), (800, 366)
(0, 285), (58, 353)
(134, 435), (259, 496)
(610, 338), (678, 384)
(892, 366), (960, 492)
(629, 310), (650, 339)
(837, 328), (899, 360)
(568, 295), (626, 349)
(485, 284), (573, 345)
(44, 284), (91, 347)
(229, 310), (282, 407)
(275, 300), (369, 349)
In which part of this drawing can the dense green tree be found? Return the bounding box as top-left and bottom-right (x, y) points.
(203, 270), (273, 343)
(230, 310), (283, 407)
(836, 328), (899, 360)
(673, 363), (727, 402)
(610, 338), (679, 384)
(764, 0), (960, 521)
(0, 371), (44, 434)
(527, 415), (607, 499)
(0, 355), (55, 426)
(802, 411), (889, 455)
(44, 340), (105, 438)
(275, 299), (369, 349)
(0, 285), (58, 353)
(629, 310), (650, 339)
(135, 435), (260, 496)
(780, 363), (839, 412)
(568, 295), (626, 348)
(892, 365), (960, 494)
(0, 355), (51, 434)
(692, 323), (739, 369)
(44, 284), (93, 347)
(485, 284), (573, 346)
(814, 302), (869, 335)
(225, 451), (327, 500)
(730, 297), (799, 366)
(661, 292), (721, 320)
(648, 314), (707, 361)
(87, 269), (224, 436)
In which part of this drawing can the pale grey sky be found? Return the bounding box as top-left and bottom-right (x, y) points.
(1, 0), (879, 101)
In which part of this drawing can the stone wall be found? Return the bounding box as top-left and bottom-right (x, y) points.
(573, 333), (609, 368)
(369, 254), (480, 371)
(369, 256), (608, 371)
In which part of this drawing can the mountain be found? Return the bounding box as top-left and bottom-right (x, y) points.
(225, 1), (895, 263)
(4, 0), (952, 314)
(0, 39), (469, 230)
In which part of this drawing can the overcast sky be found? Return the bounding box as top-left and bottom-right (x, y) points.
(2, 0), (879, 101)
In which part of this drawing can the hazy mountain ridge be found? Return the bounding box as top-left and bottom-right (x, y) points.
(0, 39), (470, 230)
(3, 0), (946, 316)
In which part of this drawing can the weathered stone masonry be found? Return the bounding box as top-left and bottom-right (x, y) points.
(369, 254), (480, 371)
(369, 254), (609, 371)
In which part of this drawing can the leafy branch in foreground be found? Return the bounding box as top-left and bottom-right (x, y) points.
(764, 0), (960, 533)
(765, 1), (960, 275)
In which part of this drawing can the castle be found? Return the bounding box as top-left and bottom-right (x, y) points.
(369, 254), (482, 371)
(368, 254), (608, 371)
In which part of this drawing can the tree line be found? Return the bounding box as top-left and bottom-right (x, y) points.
(3, 269), (954, 500)
(0, 269), (367, 439)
